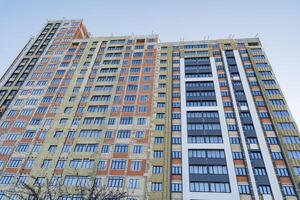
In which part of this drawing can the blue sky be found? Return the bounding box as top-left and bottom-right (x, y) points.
(0, 0), (299, 126)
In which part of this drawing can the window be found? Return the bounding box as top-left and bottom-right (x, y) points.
(122, 106), (134, 112)
(120, 117), (133, 125)
(62, 145), (71, 153)
(48, 145), (57, 153)
(225, 112), (235, 119)
(0, 174), (14, 184)
(250, 151), (262, 159)
(151, 182), (162, 191)
(14, 120), (27, 128)
(67, 131), (76, 138)
(235, 167), (247, 176)
(50, 176), (61, 186)
(229, 137), (240, 144)
(108, 177), (123, 188)
(187, 123), (221, 131)
(34, 177), (45, 186)
(172, 125), (181, 131)
(7, 158), (23, 168)
(74, 144), (98, 153)
(0, 146), (12, 155)
(232, 152), (244, 159)
(54, 131), (63, 138)
(267, 137), (278, 145)
(16, 143), (29, 152)
(171, 183), (182, 192)
(101, 145), (110, 153)
(188, 150), (225, 158)
(253, 168), (267, 176)
(56, 160), (66, 169)
(153, 151), (163, 158)
(98, 160), (107, 170)
(190, 165), (228, 175)
(266, 89), (280, 95)
(140, 95), (149, 102)
(124, 95), (136, 101)
(117, 130), (131, 138)
(263, 123), (274, 131)
(137, 118), (146, 125)
(130, 160), (142, 171)
(155, 137), (164, 144)
(172, 151), (182, 158)
(188, 136), (223, 144)
(238, 185), (251, 194)
(133, 145), (143, 154)
(276, 168), (289, 176)
(270, 99), (285, 106)
(41, 159), (51, 169)
(172, 137), (182, 144)
(157, 102), (165, 108)
(139, 106), (148, 112)
(128, 179), (140, 189)
(272, 152), (283, 159)
(258, 185), (271, 194)
(283, 136), (300, 144)
(23, 131), (35, 138)
(114, 144), (128, 153)
(135, 131), (145, 138)
(70, 159), (94, 169)
(155, 125), (165, 131)
(247, 137), (258, 144)
(64, 176), (90, 187)
(153, 166), (163, 174)
(172, 166), (182, 174)
(25, 159), (34, 168)
(7, 110), (17, 117)
(6, 134), (20, 141)
(278, 122), (295, 130)
(282, 186), (296, 196)
(190, 182), (230, 193)
(273, 110), (289, 117)
(288, 151), (300, 159)
(17, 175), (28, 186)
(228, 125), (238, 131)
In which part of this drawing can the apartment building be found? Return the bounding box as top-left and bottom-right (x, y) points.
(0, 19), (299, 200)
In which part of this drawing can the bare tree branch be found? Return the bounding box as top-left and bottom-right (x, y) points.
(6, 175), (128, 200)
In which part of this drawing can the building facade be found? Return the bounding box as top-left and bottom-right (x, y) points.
(0, 19), (299, 200)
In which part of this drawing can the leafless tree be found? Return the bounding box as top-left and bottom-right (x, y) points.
(5, 175), (128, 200)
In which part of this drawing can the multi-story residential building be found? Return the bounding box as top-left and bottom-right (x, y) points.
(0, 19), (299, 200)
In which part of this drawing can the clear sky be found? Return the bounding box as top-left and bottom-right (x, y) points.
(0, 0), (299, 126)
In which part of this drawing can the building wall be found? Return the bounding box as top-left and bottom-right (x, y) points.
(0, 19), (299, 200)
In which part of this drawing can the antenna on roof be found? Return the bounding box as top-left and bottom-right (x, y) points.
(255, 33), (259, 38)
(131, 32), (134, 36)
(62, 17), (66, 20)
(110, 32), (114, 36)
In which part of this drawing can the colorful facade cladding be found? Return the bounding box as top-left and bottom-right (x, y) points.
(0, 19), (299, 200)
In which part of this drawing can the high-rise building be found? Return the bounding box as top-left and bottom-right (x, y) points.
(0, 19), (299, 200)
